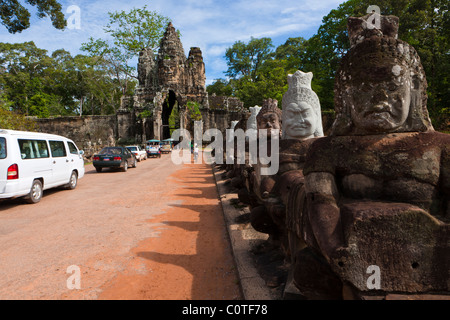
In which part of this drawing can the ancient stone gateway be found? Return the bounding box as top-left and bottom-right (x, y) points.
(119, 22), (244, 142)
(34, 23), (244, 157)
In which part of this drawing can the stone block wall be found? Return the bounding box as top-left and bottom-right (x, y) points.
(34, 115), (117, 159)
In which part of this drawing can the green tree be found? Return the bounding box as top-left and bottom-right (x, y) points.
(206, 78), (233, 97)
(0, 108), (36, 130)
(186, 101), (202, 122)
(168, 104), (179, 136)
(81, 6), (171, 97)
(0, 0), (66, 33)
(305, 0), (450, 127)
(273, 37), (308, 72)
(224, 37), (274, 81)
(0, 41), (125, 117)
(105, 5), (172, 55)
(0, 41), (53, 114)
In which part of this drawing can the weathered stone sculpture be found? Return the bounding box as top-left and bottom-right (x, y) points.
(256, 98), (282, 138)
(246, 105), (262, 142)
(249, 72), (324, 261)
(282, 71), (324, 140)
(296, 13), (449, 299)
(121, 22), (245, 142)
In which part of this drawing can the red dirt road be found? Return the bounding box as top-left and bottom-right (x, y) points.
(0, 154), (242, 300)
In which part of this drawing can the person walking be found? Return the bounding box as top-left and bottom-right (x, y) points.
(193, 143), (199, 162)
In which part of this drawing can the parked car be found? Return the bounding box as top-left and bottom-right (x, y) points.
(147, 145), (161, 158)
(0, 129), (85, 204)
(126, 145), (147, 161)
(93, 146), (136, 172)
(146, 140), (161, 158)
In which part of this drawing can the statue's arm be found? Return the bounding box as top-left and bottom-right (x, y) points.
(304, 172), (345, 261)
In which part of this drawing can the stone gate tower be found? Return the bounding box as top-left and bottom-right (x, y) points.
(118, 23), (244, 142)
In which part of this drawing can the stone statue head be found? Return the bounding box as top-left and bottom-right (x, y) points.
(282, 70), (324, 140)
(332, 14), (433, 136)
(257, 98), (282, 137)
(247, 105), (262, 130)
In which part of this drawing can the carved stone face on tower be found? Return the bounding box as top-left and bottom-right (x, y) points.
(282, 71), (324, 140)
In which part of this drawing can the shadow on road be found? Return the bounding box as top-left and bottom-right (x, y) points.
(135, 163), (242, 300)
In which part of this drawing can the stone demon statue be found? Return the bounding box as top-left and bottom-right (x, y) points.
(294, 13), (449, 299)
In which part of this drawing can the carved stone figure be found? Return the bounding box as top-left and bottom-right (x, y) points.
(282, 71), (324, 140)
(245, 105), (262, 143)
(297, 13), (449, 299)
(256, 98), (282, 138)
(249, 73), (325, 262)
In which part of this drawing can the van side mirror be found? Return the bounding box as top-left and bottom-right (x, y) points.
(79, 150), (85, 156)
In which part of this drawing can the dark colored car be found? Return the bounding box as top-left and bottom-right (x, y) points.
(93, 146), (136, 172)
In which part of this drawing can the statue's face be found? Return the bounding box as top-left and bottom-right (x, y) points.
(283, 101), (316, 139)
(258, 112), (281, 137)
(349, 64), (411, 133)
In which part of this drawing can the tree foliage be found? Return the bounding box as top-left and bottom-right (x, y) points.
(0, 0), (66, 33)
(105, 5), (171, 55)
(0, 107), (36, 130)
(224, 37), (274, 81)
(81, 6), (171, 96)
(208, 0), (449, 130)
(0, 41), (124, 117)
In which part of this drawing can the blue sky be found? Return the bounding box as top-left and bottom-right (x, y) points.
(0, 0), (346, 85)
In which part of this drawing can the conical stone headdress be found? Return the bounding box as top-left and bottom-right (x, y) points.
(282, 70), (324, 139)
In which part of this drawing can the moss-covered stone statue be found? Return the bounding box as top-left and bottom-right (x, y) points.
(297, 13), (449, 299)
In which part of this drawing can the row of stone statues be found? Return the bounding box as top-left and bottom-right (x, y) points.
(224, 13), (449, 299)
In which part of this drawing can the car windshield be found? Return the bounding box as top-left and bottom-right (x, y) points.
(99, 147), (122, 155)
(127, 146), (137, 151)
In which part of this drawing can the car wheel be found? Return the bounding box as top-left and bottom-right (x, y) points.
(25, 180), (43, 204)
(95, 167), (102, 173)
(132, 158), (137, 168)
(66, 171), (78, 190)
(122, 161), (128, 172)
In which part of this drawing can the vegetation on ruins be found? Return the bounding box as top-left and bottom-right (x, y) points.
(208, 0), (449, 131)
(0, 107), (36, 130)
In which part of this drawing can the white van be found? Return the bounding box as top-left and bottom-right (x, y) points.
(0, 129), (85, 204)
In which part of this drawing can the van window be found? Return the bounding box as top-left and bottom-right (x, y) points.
(18, 139), (49, 159)
(0, 138), (6, 159)
(49, 141), (67, 158)
(67, 141), (79, 155)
